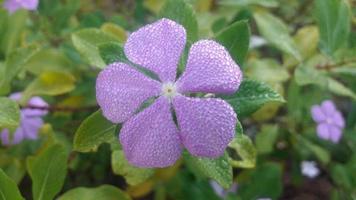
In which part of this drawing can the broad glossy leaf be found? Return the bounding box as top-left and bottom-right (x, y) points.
(160, 0), (198, 43)
(254, 12), (301, 60)
(58, 185), (131, 200)
(0, 97), (20, 131)
(184, 152), (232, 189)
(22, 71), (75, 102)
(315, 0), (351, 55)
(111, 150), (154, 186)
(221, 79), (285, 118)
(72, 28), (118, 68)
(98, 42), (127, 65)
(228, 134), (256, 168)
(215, 20), (250, 66)
(0, 168), (24, 200)
(74, 110), (117, 152)
(27, 144), (68, 200)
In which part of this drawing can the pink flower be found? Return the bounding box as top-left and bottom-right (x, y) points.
(96, 18), (242, 168)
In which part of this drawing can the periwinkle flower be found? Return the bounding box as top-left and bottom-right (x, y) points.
(96, 18), (242, 168)
(1, 93), (48, 146)
(3, 0), (38, 13)
(311, 100), (345, 143)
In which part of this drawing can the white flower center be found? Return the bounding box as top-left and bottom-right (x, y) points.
(161, 82), (178, 99)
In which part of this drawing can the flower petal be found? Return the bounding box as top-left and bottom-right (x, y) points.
(22, 117), (43, 140)
(321, 100), (336, 116)
(119, 97), (182, 168)
(1, 127), (24, 146)
(20, 0), (38, 10)
(3, 0), (21, 13)
(333, 111), (345, 128)
(329, 125), (342, 143)
(177, 40), (242, 94)
(124, 18), (186, 82)
(173, 96), (236, 157)
(9, 93), (48, 117)
(316, 123), (330, 140)
(311, 105), (326, 123)
(96, 62), (161, 123)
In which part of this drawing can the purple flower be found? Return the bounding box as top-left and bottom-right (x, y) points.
(96, 18), (242, 168)
(3, 0), (38, 13)
(311, 100), (345, 143)
(1, 93), (48, 146)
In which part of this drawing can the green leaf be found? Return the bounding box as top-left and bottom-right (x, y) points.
(58, 185), (131, 200)
(0, 97), (20, 131)
(327, 78), (356, 101)
(0, 168), (24, 200)
(111, 150), (154, 186)
(221, 79), (285, 118)
(255, 125), (279, 154)
(24, 48), (74, 75)
(215, 20), (250, 66)
(228, 134), (256, 168)
(27, 144), (68, 200)
(160, 0), (198, 43)
(299, 135), (330, 164)
(246, 59), (290, 84)
(238, 163), (283, 199)
(184, 152), (232, 189)
(98, 42), (127, 65)
(294, 64), (328, 87)
(1, 10), (27, 55)
(0, 45), (39, 89)
(219, 0), (278, 7)
(315, 0), (351, 55)
(254, 12), (301, 60)
(101, 23), (127, 43)
(72, 28), (119, 68)
(73, 110), (117, 152)
(22, 71), (75, 102)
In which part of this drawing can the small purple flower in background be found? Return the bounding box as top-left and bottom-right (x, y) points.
(0, 93), (48, 146)
(96, 18), (242, 168)
(301, 160), (320, 178)
(3, 0), (38, 13)
(311, 100), (345, 143)
(210, 181), (238, 198)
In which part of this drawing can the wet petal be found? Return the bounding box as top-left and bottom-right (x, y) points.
(329, 125), (342, 143)
(316, 123), (330, 140)
(321, 100), (336, 116)
(22, 117), (43, 140)
(311, 105), (326, 123)
(173, 96), (236, 157)
(124, 18), (186, 82)
(333, 111), (345, 128)
(119, 97), (182, 168)
(96, 62), (161, 123)
(177, 40), (242, 94)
